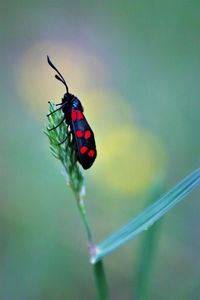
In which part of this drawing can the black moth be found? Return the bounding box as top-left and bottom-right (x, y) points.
(47, 56), (97, 170)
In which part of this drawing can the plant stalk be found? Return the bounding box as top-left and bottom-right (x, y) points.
(93, 260), (110, 300)
(135, 177), (164, 300)
(76, 193), (93, 243)
(75, 191), (110, 300)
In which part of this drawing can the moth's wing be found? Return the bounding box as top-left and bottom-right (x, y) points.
(71, 108), (97, 169)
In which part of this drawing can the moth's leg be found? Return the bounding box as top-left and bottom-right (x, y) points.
(47, 102), (66, 116)
(58, 135), (68, 145)
(47, 117), (65, 131)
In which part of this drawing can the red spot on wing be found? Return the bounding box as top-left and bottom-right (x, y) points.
(84, 130), (91, 139)
(76, 130), (83, 138)
(71, 109), (76, 121)
(88, 150), (95, 157)
(80, 146), (88, 154)
(77, 110), (84, 120)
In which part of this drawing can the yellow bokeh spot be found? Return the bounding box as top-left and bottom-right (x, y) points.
(17, 40), (107, 119)
(80, 89), (134, 130)
(94, 125), (166, 196)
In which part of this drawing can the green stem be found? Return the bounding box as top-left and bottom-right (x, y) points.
(93, 260), (110, 300)
(75, 192), (110, 300)
(76, 193), (93, 243)
(135, 222), (160, 300)
(135, 177), (164, 300)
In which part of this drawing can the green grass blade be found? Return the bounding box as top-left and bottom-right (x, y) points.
(91, 168), (200, 264)
(134, 177), (165, 300)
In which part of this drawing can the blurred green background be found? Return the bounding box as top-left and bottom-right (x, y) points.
(1, 0), (200, 299)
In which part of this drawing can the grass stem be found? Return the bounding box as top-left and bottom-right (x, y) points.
(93, 260), (110, 300)
(135, 177), (164, 300)
(75, 192), (110, 300)
(76, 192), (93, 243)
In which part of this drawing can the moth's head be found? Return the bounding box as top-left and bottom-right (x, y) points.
(62, 92), (74, 104)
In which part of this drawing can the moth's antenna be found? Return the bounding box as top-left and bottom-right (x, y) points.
(47, 55), (69, 93)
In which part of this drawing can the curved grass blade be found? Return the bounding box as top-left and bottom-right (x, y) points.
(91, 168), (200, 264)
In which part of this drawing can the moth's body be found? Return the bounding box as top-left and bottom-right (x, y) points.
(61, 93), (96, 169)
(47, 56), (97, 170)
(61, 93), (83, 124)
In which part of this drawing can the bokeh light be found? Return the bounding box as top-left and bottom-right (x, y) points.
(17, 41), (108, 117)
(95, 125), (166, 196)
